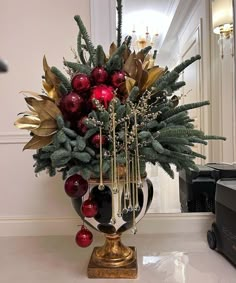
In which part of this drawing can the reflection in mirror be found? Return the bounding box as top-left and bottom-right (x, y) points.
(122, 0), (235, 213)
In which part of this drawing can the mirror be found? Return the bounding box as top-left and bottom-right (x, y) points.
(120, 0), (235, 213)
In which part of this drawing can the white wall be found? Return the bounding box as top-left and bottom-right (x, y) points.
(0, 0), (90, 232)
(210, 1), (236, 163)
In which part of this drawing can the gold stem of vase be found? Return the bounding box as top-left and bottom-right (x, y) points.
(92, 233), (135, 268)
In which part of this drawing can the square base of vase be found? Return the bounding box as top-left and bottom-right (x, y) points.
(87, 246), (137, 279)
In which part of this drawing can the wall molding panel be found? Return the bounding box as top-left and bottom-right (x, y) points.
(0, 132), (29, 144)
(0, 213), (214, 237)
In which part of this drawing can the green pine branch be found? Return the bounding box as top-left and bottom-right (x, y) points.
(162, 101), (210, 119)
(64, 60), (91, 75)
(51, 67), (71, 92)
(74, 15), (96, 66)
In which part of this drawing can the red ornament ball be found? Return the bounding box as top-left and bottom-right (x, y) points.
(81, 198), (98, 218)
(75, 226), (93, 248)
(90, 84), (114, 109)
(64, 174), (88, 198)
(71, 73), (90, 93)
(91, 133), (107, 149)
(77, 116), (88, 135)
(91, 67), (108, 84)
(111, 71), (126, 88)
(60, 92), (84, 114)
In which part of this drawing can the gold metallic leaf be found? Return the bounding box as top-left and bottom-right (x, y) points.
(125, 77), (136, 94)
(17, 111), (38, 116)
(136, 51), (145, 62)
(25, 97), (61, 121)
(43, 56), (60, 87)
(138, 70), (148, 91)
(42, 81), (51, 93)
(38, 94), (55, 103)
(14, 116), (40, 130)
(123, 47), (131, 62)
(42, 81), (60, 102)
(141, 66), (165, 91)
(123, 52), (137, 79)
(109, 42), (117, 57)
(142, 61), (150, 70)
(23, 135), (53, 150)
(147, 58), (155, 69)
(31, 119), (57, 136)
(135, 60), (143, 84)
(20, 91), (41, 98)
(47, 88), (59, 102)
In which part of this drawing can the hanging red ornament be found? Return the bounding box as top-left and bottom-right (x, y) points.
(91, 133), (107, 149)
(91, 67), (108, 84)
(71, 73), (90, 93)
(59, 92), (84, 115)
(111, 71), (126, 88)
(81, 198), (98, 218)
(90, 85), (114, 109)
(64, 174), (88, 198)
(77, 116), (88, 135)
(75, 225), (93, 248)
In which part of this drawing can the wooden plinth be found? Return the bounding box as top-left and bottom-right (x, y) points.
(87, 247), (137, 279)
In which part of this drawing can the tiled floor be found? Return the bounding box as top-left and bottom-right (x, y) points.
(0, 233), (235, 282)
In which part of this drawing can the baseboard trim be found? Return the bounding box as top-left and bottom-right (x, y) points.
(0, 213), (214, 237)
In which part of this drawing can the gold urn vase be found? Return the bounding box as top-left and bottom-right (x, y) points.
(71, 178), (153, 279)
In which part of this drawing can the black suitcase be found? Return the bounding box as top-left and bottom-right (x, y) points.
(179, 165), (219, 212)
(207, 179), (236, 266)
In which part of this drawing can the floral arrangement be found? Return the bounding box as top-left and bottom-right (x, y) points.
(15, 11), (223, 180)
(14, 1), (225, 249)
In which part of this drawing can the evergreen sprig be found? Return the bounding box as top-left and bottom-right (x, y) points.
(74, 15), (96, 66)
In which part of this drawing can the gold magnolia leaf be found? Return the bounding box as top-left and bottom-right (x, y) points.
(26, 97), (61, 121)
(142, 60), (150, 70)
(109, 42), (117, 57)
(138, 69), (149, 91)
(47, 87), (59, 102)
(135, 60), (143, 84)
(42, 81), (60, 102)
(136, 51), (145, 62)
(42, 81), (51, 93)
(38, 95), (55, 102)
(147, 58), (155, 69)
(14, 116), (40, 130)
(43, 55), (60, 87)
(141, 66), (165, 91)
(20, 91), (41, 98)
(23, 135), (53, 150)
(31, 119), (57, 136)
(125, 77), (136, 94)
(123, 52), (137, 79)
(123, 46), (131, 62)
(17, 111), (38, 116)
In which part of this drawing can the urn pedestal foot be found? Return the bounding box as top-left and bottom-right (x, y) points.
(87, 234), (137, 279)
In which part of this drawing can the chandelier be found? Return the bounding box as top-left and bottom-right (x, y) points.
(129, 26), (159, 55)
